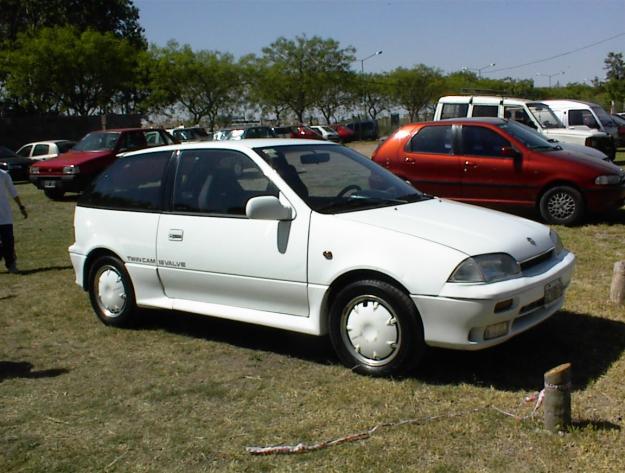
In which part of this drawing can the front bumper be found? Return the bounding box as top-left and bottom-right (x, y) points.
(30, 174), (91, 193)
(413, 250), (575, 350)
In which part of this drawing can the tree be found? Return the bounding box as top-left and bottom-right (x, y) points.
(145, 41), (244, 130)
(388, 65), (445, 121)
(0, 0), (145, 47)
(2, 27), (141, 115)
(259, 35), (356, 123)
(359, 73), (393, 120)
(603, 52), (625, 110)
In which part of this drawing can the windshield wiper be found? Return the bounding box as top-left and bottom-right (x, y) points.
(317, 193), (427, 213)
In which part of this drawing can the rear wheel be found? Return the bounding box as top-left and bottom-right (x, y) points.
(88, 256), (136, 327)
(44, 188), (65, 200)
(329, 279), (424, 377)
(539, 186), (584, 225)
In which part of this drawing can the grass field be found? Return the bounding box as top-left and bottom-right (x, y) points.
(1, 149), (625, 472)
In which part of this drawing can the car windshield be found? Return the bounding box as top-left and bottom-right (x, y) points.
(527, 103), (564, 129)
(254, 144), (428, 214)
(73, 132), (121, 151)
(591, 106), (615, 128)
(0, 146), (17, 158)
(499, 121), (560, 151)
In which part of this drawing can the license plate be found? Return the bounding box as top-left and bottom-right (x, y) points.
(544, 279), (563, 305)
(44, 180), (57, 188)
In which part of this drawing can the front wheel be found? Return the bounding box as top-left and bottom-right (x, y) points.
(88, 256), (137, 327)
(329, 280), (424, 377)
(539, 186), (584, 225)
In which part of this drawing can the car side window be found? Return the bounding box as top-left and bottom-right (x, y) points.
(472, 105), (499, 117)
(79, 151), (171, 211)
(119, 131), (147, 151)
(32, 144), (49, 156)
(440, 103), (468, 119)
(504, 106), (536, 129)
(568, 109), (599, 129)
(461, 126), (511, 157)
(408, 126), (453, 154)
(172, 149), (277, 216)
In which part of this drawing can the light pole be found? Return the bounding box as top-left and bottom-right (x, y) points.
(360, 50), (383, 124)
(461, 62), (496, 78)
(536, 71), (565, 87)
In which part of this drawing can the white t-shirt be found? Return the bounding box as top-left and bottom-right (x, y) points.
(0, 170), (18, 225)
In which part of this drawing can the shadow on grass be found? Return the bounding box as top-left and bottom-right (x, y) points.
(18, 265), (73, 275)
(0, 361), (69, 383)
(418, 310), (625, 392)
(135, 309), (625, 392)
(571, 419), (621, 432)
(137, 309), (336, 366)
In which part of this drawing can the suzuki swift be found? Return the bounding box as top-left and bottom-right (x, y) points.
(69, 139), (575, 376)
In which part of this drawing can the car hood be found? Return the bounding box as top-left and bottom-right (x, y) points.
(32, 149), (114, 168)
(0, 156), (33, 165)
(546, 148), (623, 173)
(556, 142), (607, 160)
(338, 198), (553, 262)
(543, 127), (608, 139)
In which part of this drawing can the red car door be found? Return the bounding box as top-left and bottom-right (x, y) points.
(391, 124), (464, 199)
(458, 124), (534, 207)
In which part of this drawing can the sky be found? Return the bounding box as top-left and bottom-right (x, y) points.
(134, 0), (625, 86)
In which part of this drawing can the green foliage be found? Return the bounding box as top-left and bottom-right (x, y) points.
(0, 0), (145, 47)
(145, 41), (243, 129)
(388, 65), (445, 121)
(258, 35), (356, 122)
(2, 26), (141, 116)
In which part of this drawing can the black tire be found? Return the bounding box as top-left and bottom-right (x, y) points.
(44, 188), (65, 200)
(538, 186), (584, 226)
(329, 279), (424, 377)
(87, 256), (137, 327)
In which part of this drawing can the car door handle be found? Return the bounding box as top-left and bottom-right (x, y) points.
(168, 229), (184, 241)
(404, 157), (416, 165)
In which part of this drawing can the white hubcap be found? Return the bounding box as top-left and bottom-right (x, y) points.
(341, 295), (400, 366)
(95, 266), (127, 317)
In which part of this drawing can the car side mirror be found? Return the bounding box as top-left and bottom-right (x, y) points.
(500, 146), (521, 159)
(246, 195), (295, 221)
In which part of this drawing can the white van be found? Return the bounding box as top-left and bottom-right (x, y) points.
(542, 99), (618, 141)
(434, 96), (614, 160)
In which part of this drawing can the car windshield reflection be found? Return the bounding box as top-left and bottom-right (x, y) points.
(254, 144), (427, 213)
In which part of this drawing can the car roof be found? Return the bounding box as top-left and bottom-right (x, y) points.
(438, 95), (538, 105)
(20, 140), (74, 147)
(121, 138), (340, 158)
(541, 99), (597, 108)
(438, 117), (506, 125)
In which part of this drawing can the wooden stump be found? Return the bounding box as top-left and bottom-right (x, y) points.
(544, 363), (572, 432)
(609, 261), (625, 305)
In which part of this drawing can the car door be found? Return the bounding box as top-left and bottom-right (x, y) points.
(395, 124), (463, 199)
(458, 124), (533, 206)
(156, 148), (310, 316)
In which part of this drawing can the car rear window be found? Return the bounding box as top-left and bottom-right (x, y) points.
(408, 126), (453, 154)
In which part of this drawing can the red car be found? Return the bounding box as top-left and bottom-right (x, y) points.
(372, 118), (625, 225)
(30, 128), (174, 199)
(332, 124), (355, 143)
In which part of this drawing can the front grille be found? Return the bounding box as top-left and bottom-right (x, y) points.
(520, 297), (545, 315)
(520, 249), (554, 272)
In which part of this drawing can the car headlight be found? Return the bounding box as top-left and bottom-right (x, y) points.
(63, 165), (80, 175)
(448, 253), (520, 283)
(549, 229), (564, 256)
(595, 175), (621, 185)
(30, 166), (40, 174)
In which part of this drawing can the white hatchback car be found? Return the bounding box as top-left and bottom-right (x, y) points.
(16, 140), (75, 161)
(69, 139), (575, 376)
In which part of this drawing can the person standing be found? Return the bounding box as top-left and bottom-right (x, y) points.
(0, 169), (28, 273)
